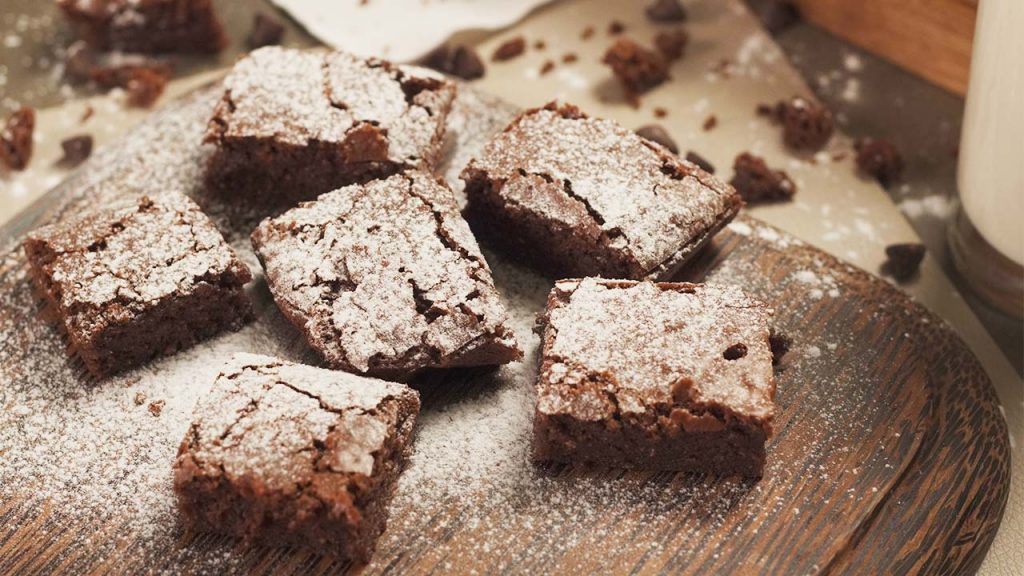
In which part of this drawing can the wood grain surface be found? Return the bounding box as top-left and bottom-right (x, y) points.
(0, 83), (1009, 575)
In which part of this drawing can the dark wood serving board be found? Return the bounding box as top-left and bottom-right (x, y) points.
(0, 83), (1010, 575)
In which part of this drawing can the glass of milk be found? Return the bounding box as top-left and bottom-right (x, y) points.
(949, 0), (1024, 318)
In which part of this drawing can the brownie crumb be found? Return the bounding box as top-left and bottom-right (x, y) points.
(58, 135), (93, 167)
(635, 124), (678, 154)
(91, 63), (172, 108)
(63, 40), (96, 82)
(832, 151), (847, 162)
(134, 391), (146, 406)
(768, 330), (792, 365)
(703, 115), (718, 131)
(534, 40), (547, 50)
(759, 1), (801, 35)
(421, 44), (485, 80)
(562, 52), (579, 64)
(685, 151), (715, 174)
(855, 137), (903, 185)
(653, 107), (667, 118)
(0, 107), (35, 171)
(654, 29), (689, 61)
(539, 60), (556, 75)
(247, 12), (285, 49)
(493, 36), (526, 61)
(148, 400), (165, 417)
(729, 152), (796, 203)
(581, 26), (595, 40)
(883, 243), (926, 282)
(646, 0), (688, 22)
(80, 105), (94, 123)
(602, 38), (669, 103)
(762, 97), (834, 151)
(608, 20), (626, 35)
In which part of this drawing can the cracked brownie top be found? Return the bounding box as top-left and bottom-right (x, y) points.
(251, 171), (520, 378)
(23, 193), (251, 340)
(461, 101), (741, 279)
(205, 47), (455, 168)
(175, 353), (419, 489)
(538, 278), (775, 427)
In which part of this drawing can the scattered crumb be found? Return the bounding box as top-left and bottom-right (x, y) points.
(759, 97), (834, 151)
(882, 243), (926, 282)
(581, 26), (595, 40)
(492, 36), (526, 62)
(855, 138), (903, 185)
(539, 60), (555, 76)
(58, 134), (93, 168)
(702, 115), (718, 131)
(653, 107), (667, 118)
(533, 40), (546, 51)
(608, 20), (626, 35)
(561, 52), (578, 64)
(602, 38), (669, 106)
(0, 106), (35, 171)
(729, 152), (797, 203)
(80, 104), (94, 123)
(654, 29), (688, 61)
(421, 45), (485, 80)
(646, 0), (688, 22)
(148, 400), (166, 417)
(247, 12), (285, 49)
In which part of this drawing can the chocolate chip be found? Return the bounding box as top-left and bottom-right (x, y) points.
(534, 40), (547, 50)
(562, 52), (579, 64)
(768, 330), (792, 365)
(729, 152), (796, 203)
(539, 59), (555, 75)
(646, 0), (688, 22)
(608, 20), (626, 35)
(492, 36), (526, 61)
(759, 1), (801, 35)
(685, 151), (715, 174)
(654, 29), (689, 61)
(247, 12), (285, 49)
(653, 107), (667, 118)
(0, 107), (35, 171)
(883, 243), (926, 282)
(765, 97), (834, 151)
(58, 135), (93, 167)
(581, 26), (595, 40)
(420, 45), (485, 80)
(635, 124), (678, 154)
(855, 137), (903, 185)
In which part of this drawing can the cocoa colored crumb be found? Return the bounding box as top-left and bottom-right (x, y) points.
(768, 330), (792, 365)
(602, 37), (669, 104)
(539, 60), (556, 75)
(80, 105), (94, 123)
(702, 115), (718, 131)
(421, 44), (485, 80)
(58, 135), (93, 168)
(534, 40), (546, 50)
(91, 63), (172, 108)
(0, 107), (35, 171)
(634, 124), (678, 154)
(493, 36), (526, 61)
(608, 20), (626, 35)
(581, 26), (595, 40)
(882, 243), (926, 282)
(831, 151), (847, 162)
(759, 1), (801, 35)
(561, 52), (578, 64)
(63, 41), (95, 83)
(148, 400), (166, 417)
(646, 0), (688, 22)
(729, 152), (796, 203)
(685, 151), (715, 174)
(761, 97), (834, 151)
(654, 29), (689, 61)
(653, 107), (667, 118)
(247, 12), (285, 49)
(134, 392), (146, 406)
(855, 137), (903, 186)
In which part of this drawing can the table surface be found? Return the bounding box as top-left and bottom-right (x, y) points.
(0, 0), (1020, 574)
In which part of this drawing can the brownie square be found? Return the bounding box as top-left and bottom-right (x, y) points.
(533, 278), (775, 477)
(461, 102), (742, 281)
(58, 0), (227, 54)
(251, 170), (521, 379)
(23, 193), (252, 378)
(173, 353), (420, 563)
(204, 47), (456, 206)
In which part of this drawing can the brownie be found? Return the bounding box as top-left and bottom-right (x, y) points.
(461, 102), (741, 281)
(204, 47), (456, 206)
(729, 152), (796, 203)
(0, 107), (35, 171)
(855, 137), (904, 185)
(173, 353), (420, 563)
(23, 193), (252, 378)
(533, 279), (776, 477)
(57, 0), (226, 54)
(251, 171), (520, 380)
(602, 38), (669, 102)
(761, 97), (834, 151)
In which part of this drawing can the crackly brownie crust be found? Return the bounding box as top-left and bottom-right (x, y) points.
(58, 0), (227, 54)
(533, 279), (775, 477)
(204, 47), (456, 206)
(251, 170), (520, 379)
(461, 102), (742, 281)
(173, 353), (420, 563)
(23, 193), (252, 378)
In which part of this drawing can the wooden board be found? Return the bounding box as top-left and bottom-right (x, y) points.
(0, 83), (1009, 575)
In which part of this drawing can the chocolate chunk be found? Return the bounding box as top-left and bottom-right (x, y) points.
(493, 36), (526, 61)
(58, 134), (93, 167)
(609, 20), (626, 35)
(646, 0), (688, 22)
(703, 115), (718, 131)
(759, 1), (801, 35)
(654, 29), (689, 61)
(855, 137), (904, 185)
(768, 330), (792, 365)
(765, 97), (834, 151)
(729, 152), (796, 203)
(883, 242), (926, 282)
(0, 107), (35, 171)
(685, 151), (715, 174)
(539, 59), (555, 75)
(421, 44), (485, 80)
(635, 124), (678, 154)
(246, 12), (285, 49)
(602, 38), (669, 102)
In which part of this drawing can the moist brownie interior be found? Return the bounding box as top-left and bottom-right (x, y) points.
(251, 170), (520, 379)
(534, 278), (775, 477)
(461, 101), (742, 281)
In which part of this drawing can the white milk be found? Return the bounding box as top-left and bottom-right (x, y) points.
(957, 0), (1024, 266)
